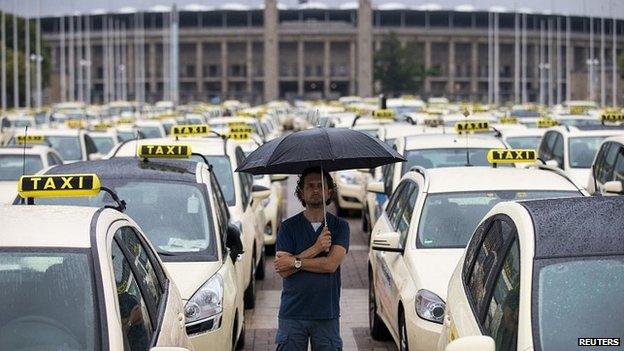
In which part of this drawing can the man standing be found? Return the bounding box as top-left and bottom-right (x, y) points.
(274, 167), (350, 350)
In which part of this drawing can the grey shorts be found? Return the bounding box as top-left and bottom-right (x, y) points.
(275, 318), (342, 351)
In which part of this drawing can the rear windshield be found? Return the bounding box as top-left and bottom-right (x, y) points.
(0, 155), (43, 181)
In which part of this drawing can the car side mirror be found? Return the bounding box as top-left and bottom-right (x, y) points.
(603, 180), (623, 194)
(545, 159), (559, 168)
(367, 181), (384, 194)
(89, 152), (102, 161)
(252, 184), (271, 200)
(371, 231), (403, 253)
(270, 174), (288, 182)
(445, 336), (495, 351)
(226, 223), (244, 262)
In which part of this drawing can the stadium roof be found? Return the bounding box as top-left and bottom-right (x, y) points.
(4, 0), (623, 19)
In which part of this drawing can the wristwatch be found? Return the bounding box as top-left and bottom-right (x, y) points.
(293, 258), (302, 270)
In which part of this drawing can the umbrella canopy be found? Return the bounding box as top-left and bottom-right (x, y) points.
(235, 127), (405, 175)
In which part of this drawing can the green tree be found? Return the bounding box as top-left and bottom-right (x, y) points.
(373, 32), (430, 95)
(2, 13), (52, 108)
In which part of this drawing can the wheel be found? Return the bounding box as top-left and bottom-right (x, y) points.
(369, 271), (391, 340)
(235, 320), (245, 350)
(399, 310), (409, 351)
(244, 253), (256, 309)
(256, 244), (266, 280)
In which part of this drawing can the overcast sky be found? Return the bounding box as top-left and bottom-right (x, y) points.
(1, 0), (622, 18)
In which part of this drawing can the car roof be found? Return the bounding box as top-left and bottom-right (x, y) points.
(404, 133), (506, 150)
(113, 137), (233, 157)
(1, 205), (100, 248)
(601, 135), (624, 145)
(548, 126), (624, 136)
(520, 196), (624, 259)
(422, 167), (580, 193)
(24, 128), (82, 136)
(44, 157), (199, 183)
(209, 116), (256, 124)
(501, 128), (545, 138)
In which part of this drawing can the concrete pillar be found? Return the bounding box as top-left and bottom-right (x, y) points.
(471, 42), (478, 98)
(349, 41), (356, 95)
(149, 42), (157, 95)
(324, 40), (331, 98)
(298, 40), (304, 95)
(263, 0), (279, 101)
(246, 40), (253, 94)
(357, 0), (373, 97)
(424, 40), (431, 94)
(448, 40), (455, 97)
(533, 42), (539, 100)
(221, 40), (228, 97)
(196, 42), (203, 95)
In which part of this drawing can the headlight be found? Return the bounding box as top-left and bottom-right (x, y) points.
(185, 273), (224, 325)
(339, 172), (359, 185)
(415, 289), (445, 324)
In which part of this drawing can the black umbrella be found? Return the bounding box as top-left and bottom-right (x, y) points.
(236, 127), (405, 224)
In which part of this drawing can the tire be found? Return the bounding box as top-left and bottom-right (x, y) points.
(369, 271), (391, 340)
(235, 320), (245, 350)
(256, 244), (266, 280)
(244, 253), (256, 309)
(399, 309), (409, 351)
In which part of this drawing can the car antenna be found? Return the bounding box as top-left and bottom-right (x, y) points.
(462, 109), (472, 166)
(21, 126), (28, 176)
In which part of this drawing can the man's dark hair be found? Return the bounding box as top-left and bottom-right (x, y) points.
(295, 167), (336, 207)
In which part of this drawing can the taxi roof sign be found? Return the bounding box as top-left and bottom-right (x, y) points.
(18, 174), (101, 198)
(171, 124), (210, 137)
(137, 144), (192, 159)
(455, 120), (490, 133)
(92, 122), (113, 130)
(16, 135), (46, 144)
(372, 109), (395, 119)
(227, 123), (253, 141)
(499, 116), (518, 124)
(537, 118), (559, 128)
(65, 119), (87, 129)
(487, 149), (537, 164)
(601, 112), (624, 122)
(569, 105), (589, 115)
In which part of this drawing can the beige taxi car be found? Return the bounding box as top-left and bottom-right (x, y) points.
(4, 174), (194, 351)
(368, 150), (586, 351)
(439, 195), (624, 351)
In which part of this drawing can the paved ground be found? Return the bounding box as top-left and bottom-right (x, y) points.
(243, 176), (396, 351)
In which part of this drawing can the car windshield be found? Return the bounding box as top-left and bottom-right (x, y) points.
(569, 136), (606, 168)
(44, 136), (82, 161)
(117, 131), (138, 142)
(417, 190), (579, 248)
(191, 155), (235, 206)
(11, 119), (32, 128)
(402, 148), (506, 173)
(0, 250), (97, 351)
(137, 126), (163, 138)
(0, 155), (43, 180)
(91, 136), (116, 154)
(38, 180), (217, 259)
(505, 136), (542, 149)
(534, 256), (624, 351)
(558, 118), (603, 127)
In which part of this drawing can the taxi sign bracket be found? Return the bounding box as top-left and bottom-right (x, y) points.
(100, 186), (127, 212)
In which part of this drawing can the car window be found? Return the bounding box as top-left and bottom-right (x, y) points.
(597, 142), (619, 184)
(467, 219), (515, 320)
(47, 152), (59, 166)
(396, 182), (418, 248)
(552, 134), (564, 166)
(463, 218), (492, 282)
(385, 182), (406, 227)
(111, 241), (153, 351)
(210, 172), (230, 258)
(0, 155), (44, 180)
(538, 132), (554, 161)
(84, 134), (98, 155)
(569, 136), (607, 168)
(382, 163), (395, 195)
(115, 227), (164, 318)
(235, 148), (251, 208)
(612, 147), (624, 184)
(483, 240), (520, 351)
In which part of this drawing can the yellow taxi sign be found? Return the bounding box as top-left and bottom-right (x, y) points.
(137, 144), (192, 159)
(537, 118), (559, 128)
(601, 112), (624, 122)
(372, 109), (395, 119)
(499, 116), (518, 124)
(171, 124), (210, 137)
(227, 123), (253, 140)
(455, 120), (490, 133)
(569, 105), (589, 115)
(92, 122), (113, 130)
(16, 135), (46, 144)
(487, 149), (537, 164)
(65, 119), (86, 129)
(117, 117), (135, 124)
(18, 174), (101, 198)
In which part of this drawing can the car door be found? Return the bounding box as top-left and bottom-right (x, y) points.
(110, 224), (191, 350)
(538, 132), (555, 162)
(595, 142), (620, 191)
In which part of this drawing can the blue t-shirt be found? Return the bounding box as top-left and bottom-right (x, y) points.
(276, 211), (350, 320)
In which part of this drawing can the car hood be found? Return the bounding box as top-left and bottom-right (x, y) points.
(406, 249), (464, 301)
(164, 261), (222, 300)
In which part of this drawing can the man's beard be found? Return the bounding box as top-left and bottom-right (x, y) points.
(306, 197), (324, 208)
